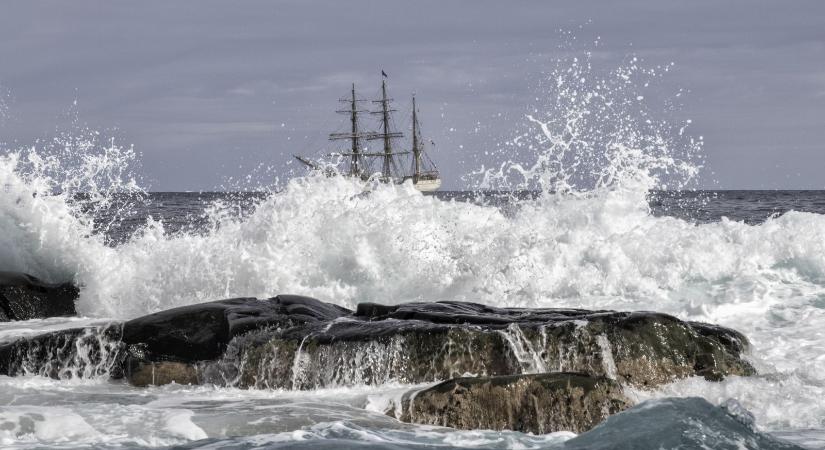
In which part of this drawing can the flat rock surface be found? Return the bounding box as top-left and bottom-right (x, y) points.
(122, 294), (351, 362)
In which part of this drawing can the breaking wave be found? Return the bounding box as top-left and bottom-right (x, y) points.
(0, 47), (712, 318)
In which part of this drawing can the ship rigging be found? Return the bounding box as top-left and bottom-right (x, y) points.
(294, 76), (441, 192)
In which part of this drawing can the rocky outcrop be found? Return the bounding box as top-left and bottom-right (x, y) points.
(390, 372), (630, 434)
(121, 295), (348, 362)
(0, 296), (754, 392)
(0, 324), (122, 379)
(0, 271), (78, 321)
(120, 295), (350, 385)
(0, 296), (760, 435)
(214, 301), (754, 390)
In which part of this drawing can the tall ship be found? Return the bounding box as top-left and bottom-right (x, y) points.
(294, 76), (441, 192)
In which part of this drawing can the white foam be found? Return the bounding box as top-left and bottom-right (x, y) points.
(596, 334), (618, 380)
(364, 382), (434, 418)
(0, 407), (100, 445)
(163, 410), (208, 441)
(0, 398), (207, 448)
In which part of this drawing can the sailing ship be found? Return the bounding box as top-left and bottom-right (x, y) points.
(294, 77), (441, 192)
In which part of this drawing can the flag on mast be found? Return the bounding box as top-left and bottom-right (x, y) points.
(381, 70), (388, 78)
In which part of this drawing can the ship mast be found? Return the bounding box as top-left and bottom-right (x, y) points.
(371, 79), (403, 179)
(329, 83), (369, 177)
(297, 78), (439, 190)
(411, 95), (420, 181)
(347, 84), (360, 175)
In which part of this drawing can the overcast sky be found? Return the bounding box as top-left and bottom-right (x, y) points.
(1, 1), (824, 190)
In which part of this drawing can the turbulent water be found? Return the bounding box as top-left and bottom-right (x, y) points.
(2, 50), (825, 448)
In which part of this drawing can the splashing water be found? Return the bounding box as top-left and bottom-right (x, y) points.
(472, 42), (702, 196)
(0, 46), (706, 316)
(0, 125), (143, 283)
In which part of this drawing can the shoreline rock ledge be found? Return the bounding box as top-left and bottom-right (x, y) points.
(0, 295), (756, 434)
(200, 300), (755, 390)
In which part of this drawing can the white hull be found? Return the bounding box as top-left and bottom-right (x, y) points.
(413, 178), (441, 192)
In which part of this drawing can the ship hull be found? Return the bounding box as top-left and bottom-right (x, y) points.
(413, 178), (442, 192)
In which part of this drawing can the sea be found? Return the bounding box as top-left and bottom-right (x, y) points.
(2, 52), (825, 449)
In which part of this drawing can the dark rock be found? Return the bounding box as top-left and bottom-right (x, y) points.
(122, 295), (350, 362)
(0, 296), (754, 392)
(561, 397), (803, 450)
(0, 271), (78, 321)
(121, 295), (350, 385)
(354, 301), (610, 325)
(228, 301), (754, 390)
(0, 324), (123, 378)
(216, 322), (518, 389)
(392, 372), (631, 434)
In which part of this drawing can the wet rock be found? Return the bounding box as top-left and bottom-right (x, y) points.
(0, 324), (123, 378)
(121, 295), (350, 385)
(561, 397), (803, 450)
(122, 294), (350, 362)
(0, 271), (78, 321)
(227, 301), (754, 390)
(0, 297), (754, 392)
(127, 360), (199, 387)
(392, 372), (631, 434)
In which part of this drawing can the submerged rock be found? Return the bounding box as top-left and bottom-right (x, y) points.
(561, 397), (802, 450)
(392, 372), (631, 434)
(0, 271), (78, 321)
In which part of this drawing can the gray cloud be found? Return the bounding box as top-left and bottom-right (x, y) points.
(0, 0), (823, 190)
